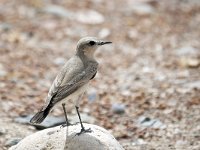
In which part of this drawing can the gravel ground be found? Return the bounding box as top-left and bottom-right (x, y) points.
(0, 0), (200, 149)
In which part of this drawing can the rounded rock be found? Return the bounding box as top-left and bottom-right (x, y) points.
(9, 123), (124, 150)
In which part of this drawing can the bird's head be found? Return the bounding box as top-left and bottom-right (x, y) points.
(76, 37), (112, 59)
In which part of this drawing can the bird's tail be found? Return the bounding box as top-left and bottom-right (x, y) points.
(30, 105), (52, 124)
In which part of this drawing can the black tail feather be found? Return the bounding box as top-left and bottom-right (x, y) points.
(30, 106), (51, 124)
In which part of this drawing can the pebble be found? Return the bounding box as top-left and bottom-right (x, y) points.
(132, 138), (146, 146)
(179, 57), (200, 68)
(137, 116), (166, 129)
(15, 115), (66, 130)
(54, 57), (66, 66)
(112, 103), (126, 114)
(43, 6), (105, 25)
(0, 23), (13, 31)
(0, 63), (7, 77)
(142, 66), (154, 73)
(128, 29), (139, 39)
(175, 140), (188, 147)
(175, 46), (199, 56)
(43, 5), (73, 18)
(15, 115), (34, 124)
(128, 1), (155, 15)
(76, 10), (104, 24)
(5, 137), (22, 147)
(64, 27), (87, 37)
(0, 69), (7, 77)
(0, 128), (6, 136)
(98, 28), (111, 38)
(87, 88), (98, 102)
(184, 80), (200, 90)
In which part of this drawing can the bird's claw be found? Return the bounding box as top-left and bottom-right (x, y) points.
(76, 128), (92, 136)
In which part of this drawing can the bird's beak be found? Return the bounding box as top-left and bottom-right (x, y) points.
(98, 41), (112, 45)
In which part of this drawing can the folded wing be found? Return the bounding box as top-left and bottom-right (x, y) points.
(49, 61), (98, 105)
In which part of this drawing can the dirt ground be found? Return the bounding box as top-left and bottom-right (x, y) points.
(0, 0), (200, 150)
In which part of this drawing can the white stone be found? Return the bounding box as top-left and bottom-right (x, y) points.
(0, 63), (7, 77)
(128, 2), (155, 15)
(9, 123), (124, 150)
(43, 5), (73, 18)
(184, 80), (200, 90)
(54, 57), (66, 65)
(76, 10), (104, 24)
(128, 29), (139, 39)
(132, 138), (146, 146)
(175, 46), (198, 56)
(98, 28), (111, 38)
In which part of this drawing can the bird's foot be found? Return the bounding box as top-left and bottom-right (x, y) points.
(76, 127), (92, 136)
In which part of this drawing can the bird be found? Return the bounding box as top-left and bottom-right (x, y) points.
(30, 37), (112, 135)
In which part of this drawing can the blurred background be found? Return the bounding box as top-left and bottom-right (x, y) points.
(0, 0), (200, 149)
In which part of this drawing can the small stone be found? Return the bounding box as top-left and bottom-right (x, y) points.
(42, 20), (58, 30)
(0, 128), (6, 136)
(5, 138), (22, 147)
(176, 70), (190, 78)
(112, 103), (125, 114)
(64, 27), (87, 37)
(132, 138), (146, 146)
(98, 28), (111, 38)
(87, 88), (98, 102)
(179, 57), (200, 68)
(175, 140), (188, 147)
(83, 108), (90, 113)
(38, 116), (66, 129)
(0, 23), (13, 32)
(15, 115), (66, 130)
(128, 2), (155, 15)
(167, 99), (178, 106)
(128, 29), (139, 39)
(187, 59), (199, 68)
(176, 46), (199, 56)
(176, 87), (191, 94)
(76, 10), (104, 24)
(0, 69), (7, 77)
(137, 116), (166, 129)
(54, 57), (66, 66)
(43, 5), (73, 18)
(15, 115), (34, 124)
(121, 90), (131, 96)
(153, 120), (166, 129)
(142, 66), (153, 73)
(0, 63), (7, 77)
(184, 80), (200, 90)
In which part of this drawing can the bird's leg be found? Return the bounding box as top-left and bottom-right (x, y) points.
(75, 106), (84, 129)
(75, 106), (92, 136)
(61, 103), (72, 128)
(75, 95), (92, 135)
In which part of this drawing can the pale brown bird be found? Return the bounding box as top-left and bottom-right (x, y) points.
(30, 37), (112, 134)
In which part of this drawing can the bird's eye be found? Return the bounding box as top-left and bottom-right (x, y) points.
(89, 41), (95, 46)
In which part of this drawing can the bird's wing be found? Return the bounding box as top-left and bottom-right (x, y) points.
(42, 56), (81, 109)
(41, 65), (68, 110)
(49, 61), (98, 105)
